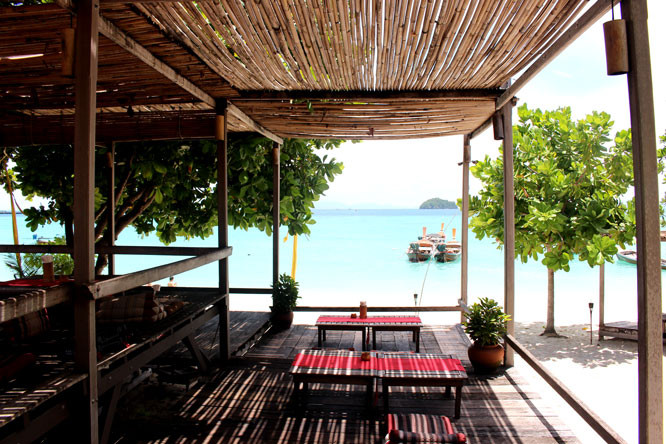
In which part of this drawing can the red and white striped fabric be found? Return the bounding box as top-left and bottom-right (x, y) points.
(316, 315), (422, 325)
(290, 349), (376, 377)
(377, 353), (467, 379)
(385, 414), (466, 443)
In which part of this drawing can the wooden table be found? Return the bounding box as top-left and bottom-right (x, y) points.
(315, 315), (423, 352)
(289, 350), (467, 417)
(378, 352), (468, 418)
(289, 349), (376, 409)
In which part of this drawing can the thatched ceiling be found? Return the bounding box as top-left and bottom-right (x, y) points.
(0, 0), (599, 143)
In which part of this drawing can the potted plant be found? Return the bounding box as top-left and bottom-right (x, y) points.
(271, 273), (300, 330)
(462, 297), (511, 373)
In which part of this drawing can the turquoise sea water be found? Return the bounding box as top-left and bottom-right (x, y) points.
(0, 210), (657, 326)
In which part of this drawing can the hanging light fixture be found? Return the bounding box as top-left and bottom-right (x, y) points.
(603, 0), (629, 75)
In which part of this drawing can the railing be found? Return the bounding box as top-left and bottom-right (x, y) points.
(504, 334), (627, 444)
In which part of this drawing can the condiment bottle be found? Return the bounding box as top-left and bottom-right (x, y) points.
(42, 255), (55, 282)
(360, 301), (367, 319)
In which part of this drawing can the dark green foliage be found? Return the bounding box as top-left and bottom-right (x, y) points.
(419, 198), (458, 209)
(462, 298), (510, 347)
(271, 273), (300, 313)
(3, 136), (343, 250)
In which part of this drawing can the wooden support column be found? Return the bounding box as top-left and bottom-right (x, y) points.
(621, 1), (663, 442)
(501, 104), (515, 367)
(460, 135), (471, 323)
(216, 100), (231, 362)
(73, 0), (99, 441)
(106, 143), (115, 276)
(272, 143), (281, 287)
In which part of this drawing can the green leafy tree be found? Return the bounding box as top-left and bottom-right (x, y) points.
(468, 105), (635, 337)
(3, 135), (343, 273)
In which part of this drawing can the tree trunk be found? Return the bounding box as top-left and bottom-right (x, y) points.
(541, 267), (564, 337)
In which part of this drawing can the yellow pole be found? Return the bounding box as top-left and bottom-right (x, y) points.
(6, 175), (21, 271)
(291, 234), (298, 279)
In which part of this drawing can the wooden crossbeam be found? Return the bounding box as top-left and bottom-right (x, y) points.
(496, 0), (611, 109)
(53, 0), (281, 143)
(235, 89), (502, 101)
(227, 103), (283, 144)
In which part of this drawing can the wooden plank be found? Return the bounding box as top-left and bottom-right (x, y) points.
(72, 0), (99, 442)
(496, 0), (611, 110)
(469, 116), (493, 140)
(460, 135), (470, 323)
(0, 244), (221, 256)
(501, 104), (515, 367)
(272, 144), (280, 287)
(505, 334), (627, 444)
(227, 103), (283, 144)
(621, 1), (664, 442)
(85, 247), (232, 298)
(217, 100), (231, 362)
(0, 285), (73, 323)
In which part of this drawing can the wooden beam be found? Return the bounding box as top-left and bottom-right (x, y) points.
(86, 247), (232, 299)
(621, 0), (663, 442)
(460, 135), (471, 324)
(496, 0), (611, 110)
(235, 89), (502, 101)
(216, 100), (231, 361)
(272, 143), (280, 288)
(505, 334), (627, 444)
(599, 262), (605, 341)
(469, 116), (493, 140)
(54, 0), (282, 144)
(227, 103), (283, 144)
(72, 0), (99, 441)
(106, 144), (115, 275)
(0, 244), (222, 256)
(501, 105), (515, 367)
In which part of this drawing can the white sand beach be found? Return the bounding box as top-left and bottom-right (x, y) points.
(514, 322), (665, 444)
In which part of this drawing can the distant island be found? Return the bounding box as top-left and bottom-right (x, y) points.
(419, 198), (458, 209)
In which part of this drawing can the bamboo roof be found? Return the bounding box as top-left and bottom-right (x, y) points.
(0, 0), (598, 143)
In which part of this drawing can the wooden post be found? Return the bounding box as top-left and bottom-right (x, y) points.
(106, 143), (115, 276)
(598, 263), (605, 341)
(460, 135), (471, 323)
(501, 104), (515, 367)
(272, 143), (281, 288)
(216, 100), (231, 361)
(621, 1), (663, 442)
(73, 0), (99, 441)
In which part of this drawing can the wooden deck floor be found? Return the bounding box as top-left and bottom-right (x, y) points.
(111, 321), (580, 443)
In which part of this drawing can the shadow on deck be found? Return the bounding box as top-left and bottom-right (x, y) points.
(111, 317), (580, 443)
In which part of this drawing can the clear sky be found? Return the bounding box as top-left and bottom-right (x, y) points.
(316, 1), (666, 209)
(2, 2), (665, 211)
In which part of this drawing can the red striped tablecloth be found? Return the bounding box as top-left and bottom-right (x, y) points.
(316, 315), (422, 325)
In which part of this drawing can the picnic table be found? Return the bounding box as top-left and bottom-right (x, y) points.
(315, 315), (423, 352)
(289, 349), (467, 417)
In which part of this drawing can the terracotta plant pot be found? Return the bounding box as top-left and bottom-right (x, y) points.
(467, 343), (504, 374)
(271, 311), (294, 330)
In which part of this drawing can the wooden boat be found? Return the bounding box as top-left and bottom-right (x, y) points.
(406, 241), (433, 262)
(617, 250), (666, 269)
(434, 241), (461, 262)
